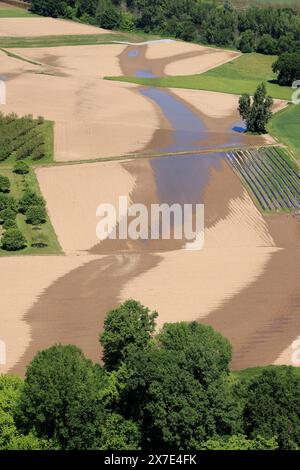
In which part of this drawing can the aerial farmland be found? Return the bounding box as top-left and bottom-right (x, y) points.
(0, 0), (300, 453)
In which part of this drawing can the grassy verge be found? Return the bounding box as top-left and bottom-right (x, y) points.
(0, 30), (160, 48)
(0, 9), (35, 17)
(0, 167), (62, 256)
(268, 104), (300, 161)
(106, 52), (292, 100)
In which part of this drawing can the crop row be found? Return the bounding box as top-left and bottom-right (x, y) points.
(226, 147), (300, 212)
(0, 113), (46, 162)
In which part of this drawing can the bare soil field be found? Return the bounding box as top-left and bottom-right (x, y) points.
(0, 17), (108, 36)
(12, 44), (126, 77)
(1, 52), (160, 160)
(2, 154), (300, 375)
(35, 161), (136, 252)
(0, 255), (99, 374)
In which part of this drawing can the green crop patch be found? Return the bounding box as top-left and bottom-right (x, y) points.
(226, 146), (300, 213)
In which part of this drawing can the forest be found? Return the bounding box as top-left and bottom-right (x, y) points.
(1, 300), (300, 450)
(30, 0), (300, 55)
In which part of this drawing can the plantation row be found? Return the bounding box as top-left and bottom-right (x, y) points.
(0, 112), (47, 163)
(226, 147), (300, 212)
(0, 164), (49, 252)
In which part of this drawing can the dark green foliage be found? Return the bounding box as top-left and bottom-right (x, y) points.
(238, 82), (273, 133)
(19, 191), (46, 214)
(29, 1), (300, 56)
(243, 367), (300, 450)
(17, 345), (107, 450)
(257, 34), (278, 55)
(25, 205), (47, 225)
(238, 30), (256, 53)
(0, 207), (16, 224)
(0, 194), (17, 212)
(1, 228), (26, 251)
(273, 52), (300, 86)
(157, 322), (232, 385)
(100, 299), (158, 371)
(2, 300), (300, 450)
(0, 175), (10, 193)
(14, 161), (30, 175)
(2, 219), (18, 230)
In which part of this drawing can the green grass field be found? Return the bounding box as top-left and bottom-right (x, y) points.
(0, 167), (62, 256)
(107, 52), (292, 100)
(0, 9), (35, 17)
(268, 104), (300, 160)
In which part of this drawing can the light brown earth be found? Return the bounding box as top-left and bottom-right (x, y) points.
(1, 52), (160, 160)
(6, 155), (299, 376)
(0, 17), (109, 36)
(10, 44), (126, 77)
(0, 255), (100, 374)
(0, 2), (16, 8)
(35, 161), (136, 252)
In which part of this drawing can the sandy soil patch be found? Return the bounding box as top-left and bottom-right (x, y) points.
(0, 17), (108, 36)
(120, 189), (276, 328)
(171, 89), (288, 119)
(0, 255), (97, 374)
(1, 56), (160, 160)
(36, 161), (135, 252)
(11, 44), (126, 77)
(145, 40), (240, 75)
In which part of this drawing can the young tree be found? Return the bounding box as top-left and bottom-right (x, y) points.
(0, 194), (17, 212)
(14, 162), (30, 175)
(17, 345), (108, 450)
(100, 299), (158, 371)
(25, 205), (47, 225)
(1, 228), (26, 251)
(18, 191), (45, 214)
(238, 83), (273, 134)
(0, 175), (10, 193)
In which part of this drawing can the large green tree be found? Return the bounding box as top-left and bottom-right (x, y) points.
(273, 52), (300, 86)
(100, 299), (158, 371)
(238, 82), (273, 134)
(17, 345), (108, 450)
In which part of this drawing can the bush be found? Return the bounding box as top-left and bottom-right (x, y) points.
(0, 175), (10, 193)
(2, 219), (18, 230)
(0, 208), (16, 224)
(25, 205), (47, 225)
(19, 192), (45, 214)
(14, 162), (30, 175)
(0, 194), (17, 212)
(1, 228), (26, 251)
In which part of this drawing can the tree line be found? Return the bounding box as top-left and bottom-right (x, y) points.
(29, 0), (300, 87)
(1, 299), (300, 450)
